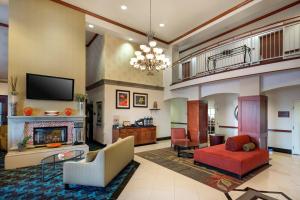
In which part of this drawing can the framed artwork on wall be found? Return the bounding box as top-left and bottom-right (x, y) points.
(133, 93), (148, 108)
(116, 90), (130, 109)
(96, 101), (102, 127)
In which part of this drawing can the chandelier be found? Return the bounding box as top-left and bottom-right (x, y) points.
(129, 0), (171, 74)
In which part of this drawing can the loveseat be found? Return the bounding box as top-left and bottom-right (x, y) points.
(63, 136), (134, 188)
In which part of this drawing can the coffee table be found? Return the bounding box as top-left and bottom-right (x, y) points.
(41, 150), (84, 181)
(174, 141), (198, 158)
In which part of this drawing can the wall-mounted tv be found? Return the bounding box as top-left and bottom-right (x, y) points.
(26, 73), (74, 101)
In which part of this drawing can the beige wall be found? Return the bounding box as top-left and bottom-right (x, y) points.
(8, 0), (85, 115)
(86, 33), (163, 87)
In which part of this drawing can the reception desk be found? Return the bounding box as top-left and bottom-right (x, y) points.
(112, 126), (156, 145)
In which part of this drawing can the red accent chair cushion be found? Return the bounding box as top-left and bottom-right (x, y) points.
(194, 144), (269, 177)
(225, 135), (251, 151)
(171, 128), (189, 146)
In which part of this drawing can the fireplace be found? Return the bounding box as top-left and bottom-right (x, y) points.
(33, 126), (68, 145)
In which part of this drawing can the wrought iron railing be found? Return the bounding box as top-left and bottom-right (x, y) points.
(172, 19), (300, 84)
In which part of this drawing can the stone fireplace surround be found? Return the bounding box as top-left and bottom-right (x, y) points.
(5, 115), (89, 169)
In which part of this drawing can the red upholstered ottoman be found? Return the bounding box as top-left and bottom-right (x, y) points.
(194, 144), (269, 178)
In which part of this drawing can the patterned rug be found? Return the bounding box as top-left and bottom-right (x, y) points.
(0, 143), (139, 200)
(136, 147), (269, 193)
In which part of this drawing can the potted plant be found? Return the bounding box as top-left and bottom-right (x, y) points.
(17, 135), (31, 152)
(75, 93), (87, 116)
(9, 76), (18, 116)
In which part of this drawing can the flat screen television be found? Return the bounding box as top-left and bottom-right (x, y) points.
(26, 73), (74, 101)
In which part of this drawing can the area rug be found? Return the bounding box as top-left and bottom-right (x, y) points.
(136, 148), (270, 193)
(0, 143), (139, 200)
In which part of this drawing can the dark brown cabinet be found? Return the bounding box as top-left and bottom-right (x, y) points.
(113, 126), (156, 145)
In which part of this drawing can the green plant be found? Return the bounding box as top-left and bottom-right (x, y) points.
(9, 76), (18, 95)
(21, 135), (32, 146)
(75, 93), (87, 102)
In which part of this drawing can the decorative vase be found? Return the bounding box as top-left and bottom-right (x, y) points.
(10, 94), (18, 116)
(23, 107), (33, 116)
(78, 102), (84, 116)
(17, 143), (25, 152)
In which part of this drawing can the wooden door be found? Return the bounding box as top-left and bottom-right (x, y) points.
(182, 62), (190, 79)
(187, 100), (208, 144)
(238, 96), (268, 149)
(0, 95), (8, 125)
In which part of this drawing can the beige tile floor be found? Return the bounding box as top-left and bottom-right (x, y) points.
(118, 140), (300, 200)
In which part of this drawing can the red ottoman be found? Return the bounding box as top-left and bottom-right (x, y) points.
(194, 144), (269, 178)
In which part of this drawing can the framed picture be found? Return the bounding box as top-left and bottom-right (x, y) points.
(96, 101), (102, 127)
(116, 90), (130, 109)
(133, 93), (148, 108)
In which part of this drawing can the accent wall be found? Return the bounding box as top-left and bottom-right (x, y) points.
(8, 0), (86, 115)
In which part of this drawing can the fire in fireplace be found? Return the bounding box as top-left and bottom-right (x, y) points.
(33, 126), (68, 145)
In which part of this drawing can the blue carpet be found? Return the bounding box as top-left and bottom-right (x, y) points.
(0, 144), (139, 200)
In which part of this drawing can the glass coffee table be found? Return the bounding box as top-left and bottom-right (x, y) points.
(174, 141), (198, 158)
(41, 150), (84, 181)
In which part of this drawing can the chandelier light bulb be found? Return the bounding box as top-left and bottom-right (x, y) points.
(146, 54), (154, 59)
(134, 64), (139, 68)
(143, 47), (151, 53)
(140, 45), (146, 50)
(149, 40), (157, 47)
(135, 51), (142, 56)
(157, 48), (163, 54)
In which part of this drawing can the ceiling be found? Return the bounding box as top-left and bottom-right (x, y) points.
(64, 0), (245, 42)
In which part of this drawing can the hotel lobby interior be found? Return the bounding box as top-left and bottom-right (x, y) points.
(0, 0), (300, 199)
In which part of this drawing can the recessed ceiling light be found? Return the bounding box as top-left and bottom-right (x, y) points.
(88, 24), (94, 28)
(121, 5), (127, 10)
(129, 38), (133, 41)
(159, 23), (165, 27)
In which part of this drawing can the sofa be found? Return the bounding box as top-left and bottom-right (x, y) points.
(194, 135), (269, 178)
(63, 136), (134, 188)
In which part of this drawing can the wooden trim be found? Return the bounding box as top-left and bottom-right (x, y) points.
(50, 0), (168, 44)
(219, 125), (238, 129)
(157, 136), (171, 141)
(171, 122), (187, 125)
(86, 34), (98, 47)
(268, 129), (292, 133)
(0, 79), (8, 83)
(0, 23), (8, 28)
(86, 79), (164, 91)
(179, 1), (300, 53)
(169, 0), (254, 43)
(268, 147), (291, 154)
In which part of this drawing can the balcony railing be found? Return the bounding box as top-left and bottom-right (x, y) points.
(172, 19), (300, 84)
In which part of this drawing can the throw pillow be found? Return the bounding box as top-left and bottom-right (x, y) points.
(243, 142), (256, 152)
(225, 135), (251, 151)
(86, 150), (99, 162)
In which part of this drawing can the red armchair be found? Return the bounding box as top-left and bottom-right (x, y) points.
(171, 128), (189, 148)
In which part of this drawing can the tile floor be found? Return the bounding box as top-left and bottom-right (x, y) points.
(117, 140), (300, 200)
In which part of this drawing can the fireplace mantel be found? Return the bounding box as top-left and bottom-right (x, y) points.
(8, 115), (86, 122)
(8, 115), (86, 150)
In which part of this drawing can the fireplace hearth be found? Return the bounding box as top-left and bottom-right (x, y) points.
(33, 126), (68, 146)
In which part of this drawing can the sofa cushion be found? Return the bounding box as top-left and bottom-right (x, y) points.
(86, 150), (99, 162)
(225, 135), (250, 151)
(243, 142), (256, 152)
